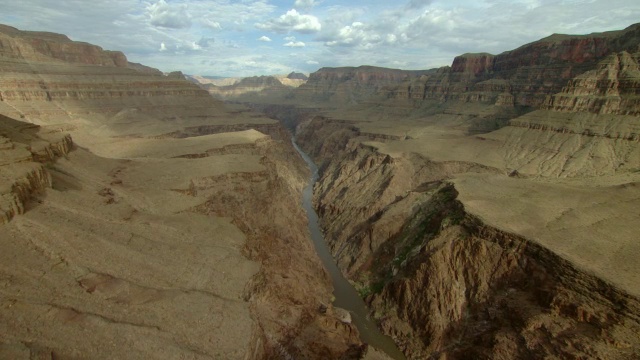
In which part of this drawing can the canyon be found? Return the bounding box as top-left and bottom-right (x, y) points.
(1, 20), (640, 360)
(241, 23), (640, 359)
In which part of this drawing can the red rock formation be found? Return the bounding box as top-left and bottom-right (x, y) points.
(302, 24), (640, 110)
(435, 24), (640, 107)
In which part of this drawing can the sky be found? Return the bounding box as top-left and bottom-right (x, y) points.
(0, 0), (638, 77)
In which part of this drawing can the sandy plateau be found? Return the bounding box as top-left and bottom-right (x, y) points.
(0, 24), (366, 359)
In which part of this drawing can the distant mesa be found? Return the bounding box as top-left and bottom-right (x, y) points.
(188, 73), (308, 101)
(287, 72), (308, 80)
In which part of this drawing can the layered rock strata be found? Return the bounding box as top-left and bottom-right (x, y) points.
(545, 51), (640, 115)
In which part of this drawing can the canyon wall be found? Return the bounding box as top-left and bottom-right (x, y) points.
(295, 118), (640, 359)
(293, 66), (434, 104)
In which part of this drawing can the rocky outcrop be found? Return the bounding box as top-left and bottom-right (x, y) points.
(0, 115), (73, 224)
(371, 211), (640, 359)
(287, 72), (308, 81)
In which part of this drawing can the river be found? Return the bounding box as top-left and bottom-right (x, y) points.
(292, 139), (406, 360)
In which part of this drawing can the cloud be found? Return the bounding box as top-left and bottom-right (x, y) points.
(196, 37), (216, 48)
(201, 19), (221, 30)
(258, 35), (272, 42)
(306, 60), (319, 65)
(256, 9), (321, 33)
(323, 22), (382, 48)
(147, 0), (191, 29)
(405, 0), (434, 10)
(294, 0), (320, 9)
(284, 41), (306, 47)
(1, 0), (639, 77)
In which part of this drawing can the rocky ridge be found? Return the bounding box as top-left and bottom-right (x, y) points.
(295, 116), (640, 359)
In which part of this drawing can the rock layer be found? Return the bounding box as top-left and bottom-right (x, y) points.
(546, 51), (640, 115)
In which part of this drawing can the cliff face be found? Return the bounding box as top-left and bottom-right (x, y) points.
(408, 24), (640, 108)
(545, 51), (640, 115)
(294, 66), (433, 104)
(0, 115), (73, 224)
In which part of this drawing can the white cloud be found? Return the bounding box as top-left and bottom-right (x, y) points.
(256, 9), (321, 33)
(284, 41), (306, 47)
(285, 36), (296, 41)
(147, 0), (191, 29)
(258, 35), (272, 42)
(306, 60), (319, 65)
(196, 37), (216, 48)
(324, 22), (382, 48)
(201, 19), (221, 30)
(1, 0), (639, 76)
(294, 0), (319, 9)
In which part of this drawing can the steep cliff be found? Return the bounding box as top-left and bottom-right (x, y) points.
(287, 24), (640, 124)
